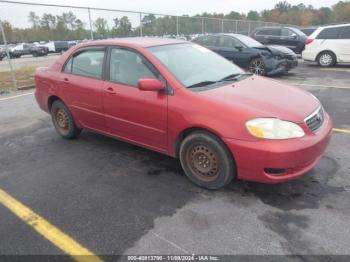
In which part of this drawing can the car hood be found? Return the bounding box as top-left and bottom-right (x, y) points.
(254, 45), (296, 56)
(198, 76), (319, 123)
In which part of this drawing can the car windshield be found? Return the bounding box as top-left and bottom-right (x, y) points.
(148, 43), (244, 88)
(234, 35), (263, 48)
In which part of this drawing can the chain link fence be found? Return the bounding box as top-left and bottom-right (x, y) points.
(0, 0), (287, 91)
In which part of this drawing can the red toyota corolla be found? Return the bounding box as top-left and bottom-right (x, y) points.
(34, 38), (332, 189)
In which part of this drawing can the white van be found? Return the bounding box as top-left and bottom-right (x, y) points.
(302, 23), (350, 67)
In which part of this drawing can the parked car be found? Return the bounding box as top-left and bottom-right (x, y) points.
(300, 27), (318, 36)
(34, 38), (332, 189)
(192, 33), (298, 76)
(9, 43), (48, 58)
(302, 23), (350, 67)
(44, 41), (69, 53)
(0, 48), (6, 61)
(251, 27), (307, 54)
(68, 41), (77, 49)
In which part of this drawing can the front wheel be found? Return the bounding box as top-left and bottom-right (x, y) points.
(51, 100), (81, 139)
(248, 58), (266, 75)
(179, 131), (236, 190)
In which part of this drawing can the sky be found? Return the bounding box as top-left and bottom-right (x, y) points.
(0, 0), (341, 28)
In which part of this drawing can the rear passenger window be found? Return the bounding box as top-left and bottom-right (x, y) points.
(269, 28), (281, 36)
(218, 36), (242, 48)
(339, 26), (350, 39)
(256, 29), (270, 35)
(256, 28), (280, 36)
(198, 36), (217, 46)
(316, 27), (341, 39)
(68, 50), (105, 79)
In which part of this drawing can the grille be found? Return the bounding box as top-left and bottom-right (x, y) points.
(305, 106), (324, 132)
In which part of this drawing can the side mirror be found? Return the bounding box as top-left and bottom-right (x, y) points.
(138, 78), (165, 91)
(291, 33), (298, 39)
(235, 45), (243, 51)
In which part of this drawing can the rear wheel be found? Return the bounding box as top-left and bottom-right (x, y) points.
(179, 131), (235, 189)
(317, 51), (336, 67)
(51, 100), (81, 139)
(248, 58), (266, 75)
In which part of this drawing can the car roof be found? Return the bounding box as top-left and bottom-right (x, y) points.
(318, 23), (350, 29)
(197, 33), (249, 38)
(301, 26), (318, 29)
(254, 26), (298, 30)
(82, 37), (187, 48)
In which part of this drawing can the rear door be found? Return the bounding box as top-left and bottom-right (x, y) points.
(60, 47), (106, 131)
(103, 47), (168, 151)
(266, 28), (282, 45)
(338, 26), (350, 62)
(254, 28), (281, 45)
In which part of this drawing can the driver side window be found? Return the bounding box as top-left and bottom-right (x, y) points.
(109, 48), (158, 87)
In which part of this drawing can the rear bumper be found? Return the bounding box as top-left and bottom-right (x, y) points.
(223, 113), (333, 183)
(34, 88), (49, 113)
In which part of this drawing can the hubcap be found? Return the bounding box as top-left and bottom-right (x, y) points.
(55, 108), (70, 134)
(249, 59), (265, 75)
(320, 54), (332, 66)
(186, 145), (219, 181)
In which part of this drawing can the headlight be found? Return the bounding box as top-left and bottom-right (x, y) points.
(246, 118), (305, 139)
(274, 54), (283, 60)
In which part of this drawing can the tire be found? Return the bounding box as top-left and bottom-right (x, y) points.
(248, 58), (266, 75)
(317, 51), (336, 67)
(179, 131), (236, 190)
(51, 100), (81, 139)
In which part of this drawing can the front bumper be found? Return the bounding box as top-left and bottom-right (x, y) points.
(265, 57), (298, 76)
(223, 113), (332, 183)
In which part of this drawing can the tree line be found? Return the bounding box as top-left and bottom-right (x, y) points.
(1, 1), (350, 43)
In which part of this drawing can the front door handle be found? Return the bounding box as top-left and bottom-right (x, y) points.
(106, 87), (116, 94)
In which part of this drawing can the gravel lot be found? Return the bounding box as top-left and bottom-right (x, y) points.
(0, 60), (349, 261)
(0, 54), (60, 72)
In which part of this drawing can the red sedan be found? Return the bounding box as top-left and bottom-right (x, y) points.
(34, 38), (332, 189)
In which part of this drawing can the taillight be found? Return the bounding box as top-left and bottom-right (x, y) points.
(305, 38), (314, 45)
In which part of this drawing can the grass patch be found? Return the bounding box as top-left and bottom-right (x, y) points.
(0, 66), (37, 93)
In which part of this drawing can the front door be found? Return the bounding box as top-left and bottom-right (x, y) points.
(103, 47), (168, 152)
(213, 35), (249, 67)
(281, 28), (299, 50)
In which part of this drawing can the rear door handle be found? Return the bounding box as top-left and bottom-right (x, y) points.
(106, 87), (116, 94)
(63, 77), (69, 82)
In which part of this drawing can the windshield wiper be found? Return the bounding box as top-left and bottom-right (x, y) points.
(187, 73), (253, 89)
(219, 72), (253, 82)
(187, 81), (218, 88)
